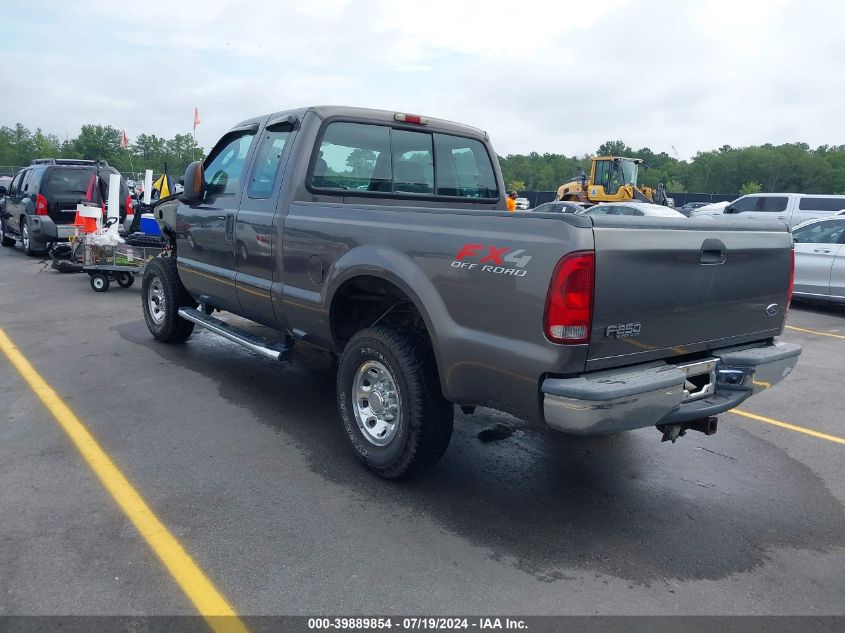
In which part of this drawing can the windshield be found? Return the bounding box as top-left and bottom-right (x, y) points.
(616, 159), (638, 186)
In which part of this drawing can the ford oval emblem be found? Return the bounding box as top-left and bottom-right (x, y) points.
(765, 303), (780, 316)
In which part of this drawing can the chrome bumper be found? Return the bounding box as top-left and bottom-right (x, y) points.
(542, 341), (801, 435)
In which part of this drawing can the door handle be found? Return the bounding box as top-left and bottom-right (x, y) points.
(776, 216), (787, 220)
(813, 248), (831, 253)
(216, 215), (226, 220)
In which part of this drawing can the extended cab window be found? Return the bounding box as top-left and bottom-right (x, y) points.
(433, 134), (498, 199)
(312, 122), (390, 191)
(248, 124), (292, 199)
(204, 131), (256, 198)
(758, 196), (788, 212)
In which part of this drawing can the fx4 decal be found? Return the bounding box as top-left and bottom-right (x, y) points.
(451, 244), (532, 277)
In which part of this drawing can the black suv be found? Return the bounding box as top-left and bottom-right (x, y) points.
(0, 159), (133, 256)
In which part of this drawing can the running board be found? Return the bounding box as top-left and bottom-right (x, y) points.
(178, 308), (292, 361)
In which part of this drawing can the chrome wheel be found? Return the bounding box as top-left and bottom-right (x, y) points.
(148, 276), (166, 325)
(353, 360), (401, 446)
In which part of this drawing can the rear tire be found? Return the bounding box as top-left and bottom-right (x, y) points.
(142, 256), (197, 343)
(90, 273), (109, 292)
(116, 272), (134, 288)
(336, 325), (453, 480)
(21, 217), (46, 257)
(0, 219), (15, 247)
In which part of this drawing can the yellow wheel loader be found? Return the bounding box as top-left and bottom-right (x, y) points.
(555, 156), (670, 206)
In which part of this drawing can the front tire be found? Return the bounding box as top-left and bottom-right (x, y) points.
(336, 325), (453, 479)
(142, 256), (197, 343)
(90, 273), (109, 292)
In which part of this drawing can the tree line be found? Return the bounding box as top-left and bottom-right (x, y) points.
(0, 123), (204, 179)
(3, 122), (844, 195)
(500, 140), (845, 195)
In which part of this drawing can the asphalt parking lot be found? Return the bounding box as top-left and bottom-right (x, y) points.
(0, 244), (843, 618)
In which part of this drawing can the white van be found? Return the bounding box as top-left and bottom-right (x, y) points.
(717, 193), (845, 227)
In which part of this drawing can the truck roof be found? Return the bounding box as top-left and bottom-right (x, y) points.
(232, 105), (489, 140)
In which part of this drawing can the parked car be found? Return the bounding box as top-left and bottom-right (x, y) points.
(531, 201), (586, 214)
(143, 105), (799, 479)
(583, 202), (687, 218)
(690, 200), (731, 217)
(677, 201), (710, 216)
(791, 216), (845, 304)
(713, 193), (845, 227)
(0, 176), (10, 219)
(515, 197), (530, 210)
(0, 159), (134, 256)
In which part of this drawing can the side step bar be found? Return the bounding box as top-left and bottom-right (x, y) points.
(178, 308), (292, 361)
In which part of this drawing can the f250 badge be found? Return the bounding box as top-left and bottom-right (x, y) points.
(606, 322), (642, 339)
(451, 244), (532, 277)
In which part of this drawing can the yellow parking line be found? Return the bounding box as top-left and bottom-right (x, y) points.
(785, 325), (845, 340)
(0, 327), (249, 633)
(732, 409), (845, 445)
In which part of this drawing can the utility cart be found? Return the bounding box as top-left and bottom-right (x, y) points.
(83, 241), (163, 292)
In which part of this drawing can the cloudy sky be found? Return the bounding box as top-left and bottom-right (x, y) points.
(1, 0), (842, 159)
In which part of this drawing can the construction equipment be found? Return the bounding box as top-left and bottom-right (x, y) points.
(555, 156), (670, 206)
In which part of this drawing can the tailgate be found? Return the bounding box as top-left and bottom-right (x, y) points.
(586, 216), (793, 371)
(43, 167), (95, 225)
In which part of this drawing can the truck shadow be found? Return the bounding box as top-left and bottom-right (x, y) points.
(120, 321), (845, 586)
(791, 298), (845, 317)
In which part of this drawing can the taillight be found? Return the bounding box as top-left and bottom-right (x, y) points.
(786, 248), (795, 311)
(125, 194), (134, 215)
(35, 194), (48, 216)
(544, 251), (595, 344)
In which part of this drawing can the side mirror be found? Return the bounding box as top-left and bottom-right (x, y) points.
(0, 186), (7, 195)
(180, 161), (205, 204)
(724, 205), (736, 214)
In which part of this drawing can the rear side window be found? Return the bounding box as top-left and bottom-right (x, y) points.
(310, 122), (498, 200)
(433, 134), (497, 199)
(798, 197), (845, 212)
(313, 122), (390, 191)
(204, 131), (257, 197)
(758, 196), (788, 212)
(248, 124), (292, 199)
(792, 220), (845, 244)
(19, 170), (33, 193)
(26, 169), (44, 192)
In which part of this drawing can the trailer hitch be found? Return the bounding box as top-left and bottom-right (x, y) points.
(656, 416), (718, 443)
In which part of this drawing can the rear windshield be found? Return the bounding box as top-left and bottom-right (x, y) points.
(43, 167), (127, 198)
(798, 197), (845, 212)
(311, 121), (499, 200)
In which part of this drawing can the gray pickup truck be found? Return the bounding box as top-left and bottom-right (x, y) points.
(144, 105), (800, 479)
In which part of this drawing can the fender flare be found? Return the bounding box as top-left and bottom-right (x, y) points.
(325, 244), (456, 397)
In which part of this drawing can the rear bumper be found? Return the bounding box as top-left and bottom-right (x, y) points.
(28, 216), (74, 242)
(541, 341), (801, 435)
(29, 214), (132, 243)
